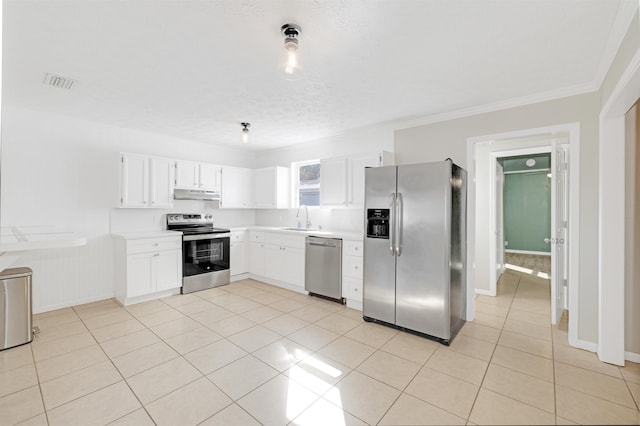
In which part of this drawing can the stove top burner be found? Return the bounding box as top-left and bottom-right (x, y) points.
(166, 213), (229, 235)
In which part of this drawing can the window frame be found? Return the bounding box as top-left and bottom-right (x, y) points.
(292, 159), (321, 207)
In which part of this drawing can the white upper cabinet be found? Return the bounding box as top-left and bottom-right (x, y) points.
(175, 160), (220, 191)
(120, 153), (174, 208)
(320, 151), (394, 208)
(220, 166), (253, 209)
(253, 167), (290, 209)
(149, 157), (175, 208)
(320, 157), (349, 206)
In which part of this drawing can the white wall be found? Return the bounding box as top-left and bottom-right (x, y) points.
(1, 106), (256, 313)
(254, 123), (395, 233)
(256, 124), (395, 168)
(395, 93), (600, 344)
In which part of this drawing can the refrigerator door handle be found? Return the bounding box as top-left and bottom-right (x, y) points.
(389, 193), (396, 256)
(396, 192), (403, 256)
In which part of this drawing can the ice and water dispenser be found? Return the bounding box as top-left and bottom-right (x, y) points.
(366, 209), (390, 239)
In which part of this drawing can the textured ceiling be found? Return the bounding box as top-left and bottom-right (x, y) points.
(2, 0), (634, 150)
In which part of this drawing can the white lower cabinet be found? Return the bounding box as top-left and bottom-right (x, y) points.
(230, 230), (249, 277)
(342, 239), (364, 309)
(114, 234), (182, 305)
(249, 231), (305, 292)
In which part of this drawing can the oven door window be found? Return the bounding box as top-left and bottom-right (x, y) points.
(183, 237), (230, 276)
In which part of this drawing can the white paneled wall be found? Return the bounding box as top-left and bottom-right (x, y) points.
(1, 106), (255, 313)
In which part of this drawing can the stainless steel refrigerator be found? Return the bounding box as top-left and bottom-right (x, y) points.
(363, 160), (467, 344)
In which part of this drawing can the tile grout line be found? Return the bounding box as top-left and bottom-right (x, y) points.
(465, 270), (521, 423)
(29, 340), (51, 426)
(74, 305), (158, 426)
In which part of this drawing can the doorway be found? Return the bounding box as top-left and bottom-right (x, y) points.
(499, 152), (553, 278)
(466, 123), (580, 347)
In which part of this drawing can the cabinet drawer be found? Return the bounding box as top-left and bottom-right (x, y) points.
(127, 237), (181, 255)
(231, 230), (247, 242)
(344, 240), (363, 257)
(264, 232), (305, 249)
(344, 277), (363, 301)
(344, 255), (363, 279)
(250, 232), (265, 243)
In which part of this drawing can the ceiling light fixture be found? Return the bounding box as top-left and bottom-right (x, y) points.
(241, 122), (250, 144)
(281, 24), (302, 74)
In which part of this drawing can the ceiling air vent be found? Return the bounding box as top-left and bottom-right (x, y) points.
(43, 73), (77, 90)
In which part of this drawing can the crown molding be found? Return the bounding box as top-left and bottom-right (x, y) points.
(392, 81), (598, 131)
(593, 0), (639, 88)
(392, 1), (638, 132)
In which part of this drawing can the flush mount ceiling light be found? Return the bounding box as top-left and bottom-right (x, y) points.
(281, 23), (302, 74)
(525, 158), (536, 167)
(241, 122), (250, 144)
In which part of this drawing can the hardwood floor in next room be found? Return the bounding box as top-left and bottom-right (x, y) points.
(0, 271), (638, 425)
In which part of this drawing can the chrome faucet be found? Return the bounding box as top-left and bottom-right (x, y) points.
(296, 204), (311, 229)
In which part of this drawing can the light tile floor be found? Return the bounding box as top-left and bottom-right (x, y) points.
(1, 271), (638, 425)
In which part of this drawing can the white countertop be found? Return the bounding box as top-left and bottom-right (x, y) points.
(230, 225), (363, 241)
(0, 226), (87, 252)
(111, 230), (183, 240)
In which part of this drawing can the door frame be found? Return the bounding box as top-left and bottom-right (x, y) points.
(598, 43), (640, 365)
(466, 122), (580, 348)
(489, 146), (552, 297)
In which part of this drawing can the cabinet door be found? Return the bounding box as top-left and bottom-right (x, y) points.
(249, 242), (265, 276)
(155, 250), (182, 292)
(320, 157), (349, 207)
(149, 157), (175, 208)
(282, 246), (305, 288)
(199, 163), (220, 190)
(175, 160), (200, 189)
(349, 155), (379, 207)
(253, 168), (276, 208)
(121, 154), (149, 207)
(241, 168), (254, 208)
(220, 167), (245, 208)
(230, 242), (248, 275)
(126, 252), (154, 297)
(263, 244), (283, 280)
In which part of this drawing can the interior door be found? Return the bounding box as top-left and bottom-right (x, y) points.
(550, 140), (569, 324)
(495, 161), (505, 281)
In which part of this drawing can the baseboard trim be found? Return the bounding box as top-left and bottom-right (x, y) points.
(625, 351), (640, 363)
(505, 249), (551, 256)
(34, 293), (116, 314)
(569, 336), (598, 353)
(247, 274), (306, 295)
(230, 273), (250, 282)
(474, 289), (495, 296)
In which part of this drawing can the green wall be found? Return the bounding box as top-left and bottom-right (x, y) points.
(503, 171), (551, 253)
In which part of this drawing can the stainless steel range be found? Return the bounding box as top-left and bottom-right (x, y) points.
(167, 213), (231, 294)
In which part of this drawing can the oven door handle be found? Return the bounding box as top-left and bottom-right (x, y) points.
(183, 233), (231, 241)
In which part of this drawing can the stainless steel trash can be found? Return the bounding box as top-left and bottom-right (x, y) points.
(0, 267), (33, 350)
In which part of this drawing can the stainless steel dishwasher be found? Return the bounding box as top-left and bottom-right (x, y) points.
(305, 236), (344, 303)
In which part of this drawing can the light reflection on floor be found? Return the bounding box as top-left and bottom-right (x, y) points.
(288, 354), (346, 425)
(505, 262), (550, 279)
